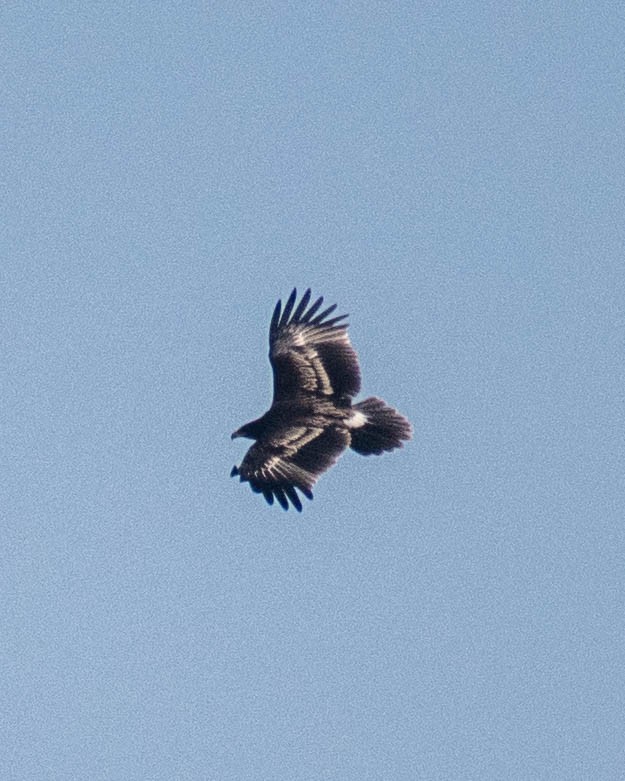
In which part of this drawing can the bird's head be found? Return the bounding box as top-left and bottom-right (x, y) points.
(231, 422), (255, 440)
(231, 415), (265, 440)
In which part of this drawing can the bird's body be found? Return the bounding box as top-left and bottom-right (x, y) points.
(231, 289), (412, 511)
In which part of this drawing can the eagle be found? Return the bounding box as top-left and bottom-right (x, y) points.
(230, 288), (412, 511)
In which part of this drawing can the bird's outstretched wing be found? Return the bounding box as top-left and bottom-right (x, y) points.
(231, 425), (350, 511)
(269, 288), (361, 403)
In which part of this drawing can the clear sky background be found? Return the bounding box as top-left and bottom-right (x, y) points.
(2, 3), (624, 779)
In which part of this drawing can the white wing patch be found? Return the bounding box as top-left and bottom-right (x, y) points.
(306, 347), (333, 395)
(256, 425), (325, 485)
(277, 425), (323, 451)
(255, 428), (325, 489)
(276, 324), (350, 397)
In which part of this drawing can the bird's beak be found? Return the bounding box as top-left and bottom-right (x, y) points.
(231, 430), (240, 439)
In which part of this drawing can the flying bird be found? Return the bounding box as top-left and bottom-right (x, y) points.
(230, 289), (412, 511)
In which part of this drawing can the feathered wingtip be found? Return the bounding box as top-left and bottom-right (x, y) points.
(230, 463), (312, 512)
(270, 288), (348, 339)
(255, 481), (314, 512)
(262, 485), (303, 512)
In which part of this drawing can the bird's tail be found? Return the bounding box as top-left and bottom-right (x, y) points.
(349, 397), (412, 456)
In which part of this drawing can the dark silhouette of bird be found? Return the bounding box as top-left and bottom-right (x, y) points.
(231, 289), (412, 511)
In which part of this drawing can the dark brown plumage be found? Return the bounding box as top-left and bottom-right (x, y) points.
(231, 289), (412, 511)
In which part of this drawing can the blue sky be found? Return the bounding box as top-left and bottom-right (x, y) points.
(2, 3), (624, 779)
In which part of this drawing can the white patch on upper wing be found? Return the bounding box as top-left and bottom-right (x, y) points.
(277, 425), (323, 450)
(256, 425), (325, 484)
(274, 323), (354, 397)
(306, 347), (333, 395)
